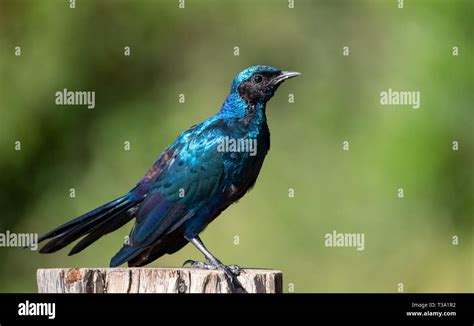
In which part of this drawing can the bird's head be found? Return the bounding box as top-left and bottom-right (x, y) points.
(231, 65), (300, 106)
(220, 66), (300, 119)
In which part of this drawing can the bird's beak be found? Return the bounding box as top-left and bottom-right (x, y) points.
(272, 71), (301, 85)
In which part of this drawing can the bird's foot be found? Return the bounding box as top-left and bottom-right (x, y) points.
(183, 259), (242, 275)
(225, 264), (242, 275)
(183, 259), (216, 270)
(183, 259), (246, 293)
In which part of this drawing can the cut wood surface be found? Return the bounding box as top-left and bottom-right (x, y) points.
(37, 268), (283, 293)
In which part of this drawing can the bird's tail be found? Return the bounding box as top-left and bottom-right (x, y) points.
(38, 194), (137, 255)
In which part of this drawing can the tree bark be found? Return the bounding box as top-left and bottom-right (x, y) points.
(37, 268), (283, 293)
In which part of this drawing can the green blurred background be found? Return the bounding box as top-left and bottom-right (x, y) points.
(0, 0), (472, 293)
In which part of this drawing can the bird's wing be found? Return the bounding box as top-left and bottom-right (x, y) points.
(129, 119), (228, 247)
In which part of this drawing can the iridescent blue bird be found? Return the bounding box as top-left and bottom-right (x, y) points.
(38, 66), (300, 288)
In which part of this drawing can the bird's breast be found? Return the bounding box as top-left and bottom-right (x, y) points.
(220, 126), (269, 196)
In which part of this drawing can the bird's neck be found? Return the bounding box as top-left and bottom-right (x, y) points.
(219, 92), (267, 125)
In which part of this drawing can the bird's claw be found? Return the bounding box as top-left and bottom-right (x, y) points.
(182, 259), (246, 293)
(183, 260), (241, 275)
(219, 264), (246, 293)
(226, 264), (242, 275)
(182, 259), (216, 270)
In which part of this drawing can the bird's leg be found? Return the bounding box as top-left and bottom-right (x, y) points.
(183, 236), (242, 274)
(184, 236), (246, 292)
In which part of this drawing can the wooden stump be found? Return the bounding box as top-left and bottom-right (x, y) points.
(37, 268), (283, 293)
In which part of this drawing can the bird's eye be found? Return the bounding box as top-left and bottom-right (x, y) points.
(253, 74), (263, 83)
